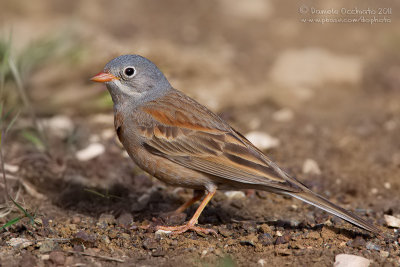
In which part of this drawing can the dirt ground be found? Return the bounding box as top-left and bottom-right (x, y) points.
(1, 0), (400, 266)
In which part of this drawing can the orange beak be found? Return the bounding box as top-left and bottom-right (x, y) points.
(90, 72), (119, 83)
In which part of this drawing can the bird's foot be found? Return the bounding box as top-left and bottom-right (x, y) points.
(156, 223), (217, 235)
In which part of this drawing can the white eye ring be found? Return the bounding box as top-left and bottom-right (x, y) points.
(123, 66), (136, 78)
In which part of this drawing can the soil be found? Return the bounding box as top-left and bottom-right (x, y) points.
(1, 0), (400, 266)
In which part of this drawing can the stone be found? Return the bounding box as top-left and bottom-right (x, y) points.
(76, 143), (105, 161)
(245, 131), (280, 150)
(384, 214), (400, 228)
(49, 251), (65, 265)
(334, 254), (370, 267)
(302, 158), (321, 175)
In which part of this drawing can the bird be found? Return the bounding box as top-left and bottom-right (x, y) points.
(91, 54), (381, 236)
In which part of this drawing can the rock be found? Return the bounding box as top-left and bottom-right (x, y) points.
(143, 238), (158, 250)
(334, 254), (370, 267)
(19, 252), (37, 267)
(49, 251), (65, 265)
(40, 115), (74, 139)
(75, 231), (96, 243)
(71, 216), (81, 224)
(98, 214), (116, 225)
(76, 143), (105, 161)
(242, 221), (257, 233)
(257, 259), (266, 266)
(7, 238), (34, 249)
(160, 212), (186, 225)
(307, 231), (320, 240)
(151, 248), (166, 257)
(258, 224), (273, 234)
(155, 229), (171, 235)
(239, 234), (257, 247)
(4, 163), (19, 173)
(258, 233), (274, 246)
(272, 108), (294, 122)
(117, 213), (133, 228)
(384, 214), (400, 228)
(380, 250), (389, 258)
(365, 242), (380, 251)
(224, 191), (246, 199)
(302, 158), (321, 175)
(218, 227), (232, 237)
(383, 182), (391, 189)
(270, 48), (362, 89)
(245, 131), (280, 150)
(275, 234), (291, 245)
(346, 236), (366, 248)
(39, 240), (58, 253)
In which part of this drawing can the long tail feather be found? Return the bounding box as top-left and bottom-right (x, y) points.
(286, 191), (381, 235)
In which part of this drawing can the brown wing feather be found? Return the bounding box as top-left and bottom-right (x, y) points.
(138, 90), (303, 192)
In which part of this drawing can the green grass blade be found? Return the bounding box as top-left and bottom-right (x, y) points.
(0, 216), (22, 230)
(5, 111), (20, 135)
(21, 130), (45, 150)
(9, 197), (35, 225)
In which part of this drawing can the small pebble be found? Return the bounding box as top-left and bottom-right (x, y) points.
(334, 254), (370, 267)
(143, 238), (158, 250)
(302, 158), (321, 175)
(4, 163), (19, 173)
(365, 241), (380, 251)
(257, 259), (266, 266)
(245, 131), (280, 150)
(40, 255), (50, 260)
(7, 238), (33, 249)
(218, 227), (232, 237)
(71, 216), (81, 224)
(40, 115), (74, 139)
(76, 143), (105, 161)
(258, 224), (272, 234)
(49, 251), (65, 265)
(272, 108), (294, 122)
(275, 234), (291, 245)
(380, 251), (389, 258)
(75, 231), (96, 243)
(258, 233), (274, 246)
(307, 231), (320, 240)
(155, 229), (171, 235)
(347, 236), (366, 248)
(384, 182), (391, 189)
(39, 240), (57, 253)
(224, 191), (246, 199)
(151, 248), (166, 257)
(239, 235), (257, 247)
(117, 213), (133, 228)
(98, 214), (116, 225)
(384, 214), (400, 228)
(242, 221), (257, 233)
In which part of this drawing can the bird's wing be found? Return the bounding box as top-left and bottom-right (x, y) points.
(137, 90), (382, 235)
(138, 90), (304, 193)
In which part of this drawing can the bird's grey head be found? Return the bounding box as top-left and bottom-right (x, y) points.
(91, 55), (171, 105)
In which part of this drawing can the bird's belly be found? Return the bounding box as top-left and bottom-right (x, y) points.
(129, 146), (215, 190)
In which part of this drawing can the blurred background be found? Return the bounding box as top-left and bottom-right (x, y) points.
(0, 0), (399, 266)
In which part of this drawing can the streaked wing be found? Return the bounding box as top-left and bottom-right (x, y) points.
(139, 90), (303, 192)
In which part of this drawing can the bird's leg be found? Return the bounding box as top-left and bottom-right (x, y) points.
(156, 189), (216, 235)
(174, 190), (204, 214)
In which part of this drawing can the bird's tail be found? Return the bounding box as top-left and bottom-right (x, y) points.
(285, 190), (381, 235)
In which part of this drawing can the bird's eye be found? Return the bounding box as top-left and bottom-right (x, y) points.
(124, 67), (136, 77)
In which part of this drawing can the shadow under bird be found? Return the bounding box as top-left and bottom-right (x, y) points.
(91, 54), (381, 236)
